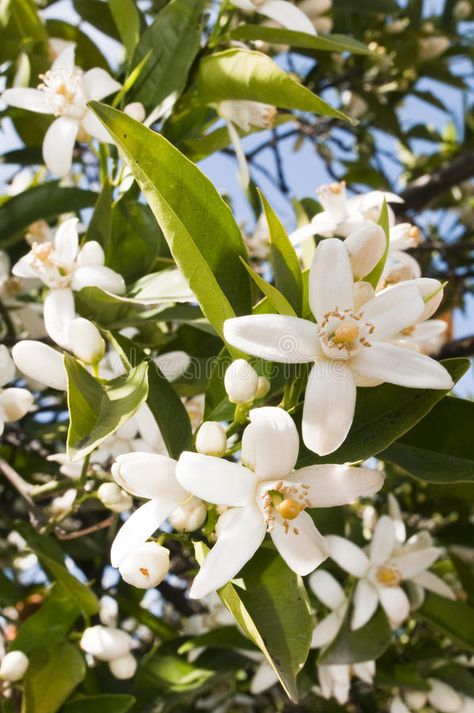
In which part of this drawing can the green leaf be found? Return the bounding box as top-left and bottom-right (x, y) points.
(65, 354), (148, 460)
(0, 183), (97, 247)
(13, 586), (80, 654)
(432, 663), (474, 698)
(139, 652), (214, 693)
(364, 198), (389, 289)
(63, 695), (136, 713)
(178, 626), (255, 654)
(45, 19), (110, 70)
(194, 49), (350, 123)
(0, 571), (20, 606)
(417, 592), (474, 651)
(108, 0), (140, 59)
(298, 359), (469, 466)
(130, 0), (204, 108)
(260, 191), (303, 315)
(229, 26), (376, 57)
(86, 181), (113, 248)
(194, 542), (313, 702)
(241, 258), (297, 316)
(318, 606), (391, 665)
(23, 642), (85, 713)
(73, 0), (119, 39)
(90, 103), (252, 344)
(381, 396), (474, 484)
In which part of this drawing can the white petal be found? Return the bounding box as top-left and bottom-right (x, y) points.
(309, 569), (345, 609)
(302, 361), (356, 456)
(258, 0), (317, 34)
(77, 240), (105, 266)
(289, 221), (319, 246)
(81, 108), (113, 143)
(82, 68), (121, 101)
(351, 579), (379, 630)
(52, 45), (75, 72)
(353, 660), (375, 684)
(309, 238), (354, 324)
(176, 452), (256, 506)
(112, 452), (185, 500)
(154, 351), (191, 382)
(293, 463), (383, 507)
(241, 407), (299, 479)
(224, 315), (318, 364)
(0, 346), (16, 387)
(43, 116), (79, 177)
(134, 404), (168, 454)
(111, 499), (177, 567)
(0, 388), (34, 422)
(344, 222), (386, 280)
(270, 511), (329, 575)
(1, 88), (53, 114)
(12, 340), (67, 390)
(12, 254), (38, 279)
(190, 505), (266, 598)
(250, 661), (278, 694)
(391, 696), (411, 713)
(54, 218), (79, 265)
(351, 342), (454, 390)
(226, 119), (250, 189)
(362, 285), (424, 339)
(71, 265), (126, 294)
(378, 586), (410, 626)
(43, 288), (76, 349)
(325, 535), (370, 577)
(370, 515), (396, 566)
(390, 547), (441, 580)
(412, 571), (455, 599)
(311, 611), (343, 648)
(387, 493), (406, 544)
(427, 679), (463, 713)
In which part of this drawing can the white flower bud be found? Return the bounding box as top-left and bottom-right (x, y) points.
(118, 542), (170, 589)
(99, 595), (118, 627)
(344, 222), (386, 279)
(76, 240), (105, 266)
(109, 653), (137, 679)
(49, 489), (76, 518)
(69, 318), (105, 365)
(0, 651), (29, 681)
(196, 421), (227, 457)
(427, 679), (463, 713)
(255, 376), (270, 399)
(454, 0), (471, 18)
(12, 341), (67, 391)
(353, 281), (376, 310)
(403, 691), (427, 710)
(0, 345), (15, 387)
(97, 483), (132, 513)
(124, 102), (146, 123)
(168, 496), (207, 532)
(0, 388), (34, 422)
(224, 359), (259, 403)
(80, 626), (131, 662)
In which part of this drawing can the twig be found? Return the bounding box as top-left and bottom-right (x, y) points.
(55, 515), (115, 540)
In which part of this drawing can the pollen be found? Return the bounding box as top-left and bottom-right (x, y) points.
(329, 181), (345, 194)
(408, 225), (421, 243)
(333, 322), (359, 344)
(376, 566), (401, 587)
(277, 498), (302, 520)
(32, 242), (53, 263)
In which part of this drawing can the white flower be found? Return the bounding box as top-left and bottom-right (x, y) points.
(224, 238), (453, 455)
(108, 653), (137, 679)
(298, 0), (332, 32)
(69, 317), (105, 364)
(317, 660), (375, 704)
(391, 319), (447, 356)
(0, 650), (29, 682)
(176, 407), (383, 598)
(97, 482), (133, 513)
(391, 679), (474, 713)
(327, 513), (454, 630)
(80, 625), (132, 662)
(12, 341), (67, 391)
(13, 218), (125, 349)
(118, 541), (170, 589)
(309, 570), (348, 648)
(182, 593), (235, 636)
(168, 496), (208, 532)
(2, 46), (121, 177)
(224, 359), (259, 404)
(0, 346), (34, 436)
(230, 0), (317, 35)
(196, 421), (228, 457)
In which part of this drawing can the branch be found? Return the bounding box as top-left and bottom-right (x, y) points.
(439, 334), (474, 359)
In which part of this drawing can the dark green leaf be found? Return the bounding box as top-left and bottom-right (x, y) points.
(108, 0), (140, 59)
(23, 642), (85, 713)
(417, 592), (474, 651)
(229, 26), (376, 57)
(63, 695), (136, 713)
(318, 606), (391, 665)
(241, 258), (297, 316)
(364, 199), (389, 289)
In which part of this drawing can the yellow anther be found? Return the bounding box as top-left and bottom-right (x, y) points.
(32, 242), (53, 262)
(377, 566), (401, 587)
(330, 181), (343, 194)
(408, 226), (421, 243)
(277, 498), (302, 521)
(333, 322), (359, 344)
(401, 325), (415, 336)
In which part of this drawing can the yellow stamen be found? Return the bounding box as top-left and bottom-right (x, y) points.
(333, 322), (359, 344)
(377, 566), (401, 587)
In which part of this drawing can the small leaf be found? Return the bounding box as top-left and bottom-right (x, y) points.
(364, 198), (390, 289)
(63, 695), (136, 713)
(178, 626), (255, 654)
(241, 258), (297, 316)
(108, 0), (140, 59)
(318, 606), (391, 665)
(417, 592), (474, 651)
(23, 642), (86, 713)
(229, 26), (377, 57)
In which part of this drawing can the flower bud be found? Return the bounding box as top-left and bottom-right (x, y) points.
(454, 0), (471, 18)
(109, 653), (137, 679)
(403, 691), (427, 710)
(0, 345), (15, 386)
(168, 496), (207, 532)
(97, 483), (132, 513)
(427, 679), (462, 713)
(419, 36), (450, 61)
(124, 102), (146, 123)
(71, 266), (126, 295)
(68, 318), (105, 365)
(344, 222), (386, 279)
(0, 388), (34, 421)
(255, 375), (270, 399)
(224, 359), (259, 403)
(99, 595), (118, 627)
(77, 240), (105, 266)
(80, 626), (131, 662)
(118, 542), (170, 589)
(196, 421), (227, 457)
(0, 651), (29, 681)
(12, 341), (67, 391)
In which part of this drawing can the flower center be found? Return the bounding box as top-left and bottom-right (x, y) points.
(31, 241), (54, 266)
(333, 322), (359, 344)
(376, 565), (401, 587)
(319, 308), (375, 354)
(261, 481), (311, 535)
(276, 497), (302, 520)
(38, 68), (83, 116)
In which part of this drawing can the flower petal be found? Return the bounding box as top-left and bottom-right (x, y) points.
(302, 361), (356, 456)
(270, 511), (329, 575)
(311, 611), (343, 648)
(390, 547), (441, 580)
(378, 586), (410, 626)
(390, 696), (411, 713)
(190, 505), (266, 598)
(309, 569), (345, 609)
(133, 404), (168, 454)
(224, 314), (318, 364)
(52, 45), (75, 71)
(0, 346), (16, 387)
(351, 579), (379, 630)
(111, 499), (178, 567)
(427, 679), (463, 713)
(250, 661), (278, 694)
(353, 661), (375, 684)
(54, 218), (79, 265)
(370, 515), (395, 566)
(176, 452), (256, 506)
(12, 340), (67, 391)
(82, 68), (121, 101)
(71, 265), (126, 294)
(293, 464), (383, 508)
(2, 88), (53, 114)
(43, 288), (75, 349)
(81, 108), (113, 143)
(351, 342), (454, 390)
(241, 407), (299, 479)
(42, 116), (79, 177)
(258, 0), (317, 34)
(362, 285), (424, 339)
(412, 571), (455, 600)
(325, 535), (370, 577)
(309, 237), (354, 323)
(112, 452), (185, 500)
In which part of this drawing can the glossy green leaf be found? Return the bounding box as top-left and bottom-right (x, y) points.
(130, 0), (204, 108)
(0, 571), (20, 605)
(194, 542), (313, 702)
(229, 26), (376, 57)
(318, 606), (391, 665)
(178, 626), (254, 654)
(381, 396), (474, 483)
(194, 49), (350, 123)
(241, 258), (297, 316)
(73, 0), (119, 39)
(86, 181), (113, 248)
(23, 642), (85, 713)
(90, 103), (252, 344)
(139, 652), (214, 693)
(65, 354), (148, 460)
(298, 359), (469, 466)
(417, 592), (474, 651)
(63, 695), (136, 713)
(108, 0), (140, 59)
(364, 198), (390, 289)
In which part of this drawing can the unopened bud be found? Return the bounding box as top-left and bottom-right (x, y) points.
(0, 651), (29, 682)
(0, 346), (15, 386)
(69, 318), (105, 365)
(109, 653), (137, 679)
(168, 496), (207, 532)
(80, 626), (131, 662)
(224, 359), (259, 403)
(255, 376), (270, 399)
(124, 102), (146, 123)
(0, 388), (34, 421)
(345, 222), (386, 279)
(12, 341), (67, 391)
(403, 691), (427, 710)
(118, 542), (170, 589)
(77, 240), (105, 266)
(196, 421), (227, 456)
(97, 483), (132, 513)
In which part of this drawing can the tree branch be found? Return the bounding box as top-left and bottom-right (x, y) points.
(439, 334), (474, 359)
